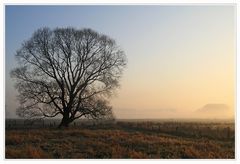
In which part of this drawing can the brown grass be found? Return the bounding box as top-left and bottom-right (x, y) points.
(5, 122), (235, 159)
(6, 144), (49, 158)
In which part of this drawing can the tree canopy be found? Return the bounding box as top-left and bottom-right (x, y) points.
(11, 27), (127, 127)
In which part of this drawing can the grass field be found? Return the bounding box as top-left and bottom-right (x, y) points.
(5, 120), (235, 159)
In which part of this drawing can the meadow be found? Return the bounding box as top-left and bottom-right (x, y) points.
(5, 119), (235, 159)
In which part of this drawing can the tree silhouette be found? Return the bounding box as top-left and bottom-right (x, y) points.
(11, 27), (127, 128)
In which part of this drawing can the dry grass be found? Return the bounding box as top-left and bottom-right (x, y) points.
(5, 122), (235, 159)
(6, 144), (49, 158)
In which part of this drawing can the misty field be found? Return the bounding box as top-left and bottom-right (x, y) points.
(5, 120), (234, 159)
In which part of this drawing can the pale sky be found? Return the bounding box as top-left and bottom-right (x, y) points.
(5, 5), (235, 119)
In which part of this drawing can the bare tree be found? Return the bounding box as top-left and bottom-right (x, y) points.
(11, 27), (127, 128)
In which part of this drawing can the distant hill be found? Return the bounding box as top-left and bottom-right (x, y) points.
(196, 103), (233, 119)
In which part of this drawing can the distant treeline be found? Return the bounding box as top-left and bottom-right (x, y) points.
(5, 118), (234, 141)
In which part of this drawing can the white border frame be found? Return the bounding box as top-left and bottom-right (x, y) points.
(1, 1), (239, 164)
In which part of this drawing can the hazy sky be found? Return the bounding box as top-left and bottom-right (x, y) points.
(5, 5), (235, 119)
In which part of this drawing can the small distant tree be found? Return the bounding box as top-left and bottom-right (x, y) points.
(11, 27), (127, 128)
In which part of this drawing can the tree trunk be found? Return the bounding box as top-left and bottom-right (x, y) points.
(58, 112), (71, 128)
